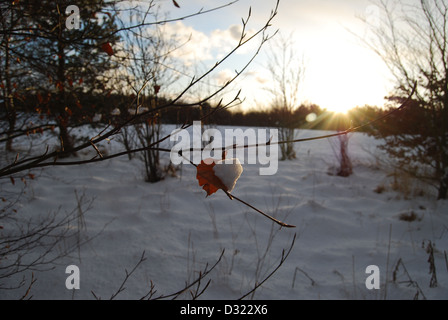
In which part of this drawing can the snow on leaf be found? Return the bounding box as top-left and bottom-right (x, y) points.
(213, 158), (243, 193)
(196, 159), (228, 197)
(196, 158), (243, 196)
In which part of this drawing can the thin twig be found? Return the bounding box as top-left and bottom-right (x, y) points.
(224, 190), (296, 228)
(292, 267), (316, 288)
(152, 249), (225, 300)
(186, 156), (295, 228)
(19, 272), (36, 300)
(239, 233), (296, 300)
(100, 250), (147, 300)
(392, 258), (427, 300)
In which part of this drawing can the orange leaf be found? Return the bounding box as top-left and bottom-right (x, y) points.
(196, 159), (228, 197)
(65, 106), (72, 117)
(55, 81), (64, 91)
(101, 42), (114, 56)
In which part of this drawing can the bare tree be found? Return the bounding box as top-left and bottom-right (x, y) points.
(115, 4), (182, 182)
(328, 114), (353, 177)
(264, 32), (305, 160)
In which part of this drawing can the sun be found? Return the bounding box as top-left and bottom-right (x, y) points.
(304, 66), (388, 114)
(301, 41), (390, 114)
(315, 90), (357, 114)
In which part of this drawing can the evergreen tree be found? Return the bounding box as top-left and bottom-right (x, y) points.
(9, 0), (119, 154)
(362, 0), (448, 199)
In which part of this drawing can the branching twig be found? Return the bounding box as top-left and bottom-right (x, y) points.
(19, 272), (36, 300)
(91, 250), (147, 300)
(152, 249), (225, 300)
(292, 266), (316, 288)
(239, 233), (296, 300)
(392, 258), (427, 300)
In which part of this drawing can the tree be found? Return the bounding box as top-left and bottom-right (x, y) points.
(115, 4), (181, 182)
(4, 0), (120, 155)
(328, 113), (353, 177)
(361, 0), (448, 199)
(264, 32), (305, 160)
(0, 1), (29, 152)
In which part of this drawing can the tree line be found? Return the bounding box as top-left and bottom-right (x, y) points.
(5, 85), (416, 133)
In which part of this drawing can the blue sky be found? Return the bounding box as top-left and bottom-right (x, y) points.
(155, 0), (399, 112)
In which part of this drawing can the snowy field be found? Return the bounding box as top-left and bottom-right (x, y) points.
(1, 124), (448, 300)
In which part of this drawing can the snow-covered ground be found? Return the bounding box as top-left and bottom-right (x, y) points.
(1, 124), (447, 300)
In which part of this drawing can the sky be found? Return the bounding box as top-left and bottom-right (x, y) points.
(154, 0), (399, 113)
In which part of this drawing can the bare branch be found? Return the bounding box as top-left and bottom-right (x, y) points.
(239, 233), (296, 300)
(151, 249), (225, 300)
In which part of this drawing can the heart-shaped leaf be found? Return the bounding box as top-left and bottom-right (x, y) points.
(196, 159), (228, 197)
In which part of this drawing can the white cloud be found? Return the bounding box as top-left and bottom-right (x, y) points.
(160, 21), (213, 65)
(214, 69), (234, 85)
(160, 22), (257, 65)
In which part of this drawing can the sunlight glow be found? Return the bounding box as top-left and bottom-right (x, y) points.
(300, 38), (390, 114)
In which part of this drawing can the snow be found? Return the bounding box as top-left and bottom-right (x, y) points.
(1, 125), (448, 300)
(110, 108), (121, 116)
(213, 158), (243, 192)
